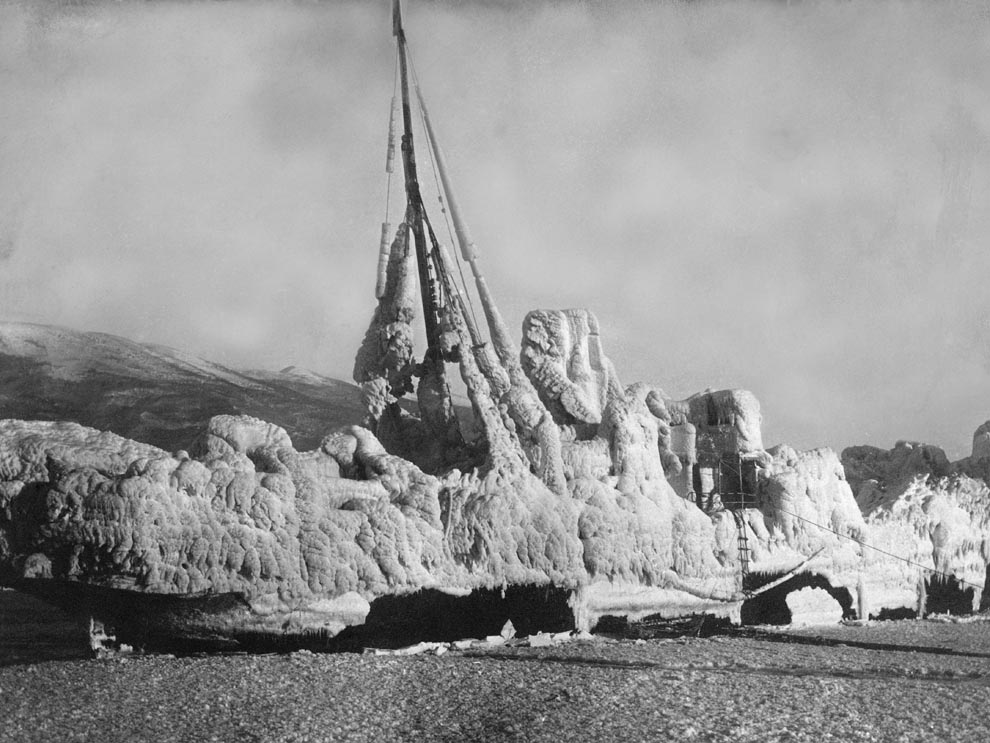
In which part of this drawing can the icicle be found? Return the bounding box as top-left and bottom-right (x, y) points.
(856, 574), (870, 622)
(375, 222), (391, 299)
(385, 97), (397, 174)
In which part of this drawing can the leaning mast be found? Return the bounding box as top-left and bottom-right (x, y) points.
(391, 0), (462, 453)
(393, 0), (444, 357)
(356, 1), (564, 490)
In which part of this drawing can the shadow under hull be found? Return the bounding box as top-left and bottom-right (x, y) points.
(7, 579), (576, 654)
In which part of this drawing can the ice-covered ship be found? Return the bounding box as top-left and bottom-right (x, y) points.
(1, 1), (986, 652)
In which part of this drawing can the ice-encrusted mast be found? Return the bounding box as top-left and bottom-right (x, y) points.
(354, 0), (462, 466)
(355, 0), (567, 491)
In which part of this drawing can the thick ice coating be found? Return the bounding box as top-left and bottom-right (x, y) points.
(0, 313), (988, 640)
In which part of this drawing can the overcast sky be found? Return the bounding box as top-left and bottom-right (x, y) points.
(1, 0), (989, 457)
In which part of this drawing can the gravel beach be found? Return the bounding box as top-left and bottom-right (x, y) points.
(2, 591), (989, 742)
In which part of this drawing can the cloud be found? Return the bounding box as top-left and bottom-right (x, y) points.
(0, 0), (988, 457)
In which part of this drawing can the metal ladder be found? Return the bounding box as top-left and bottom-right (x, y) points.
(731, 508), (751, 579)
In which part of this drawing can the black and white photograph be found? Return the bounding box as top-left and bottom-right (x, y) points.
(1, 1), (989, 740)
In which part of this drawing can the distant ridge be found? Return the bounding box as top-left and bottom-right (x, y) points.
(0, 321), (366, 452)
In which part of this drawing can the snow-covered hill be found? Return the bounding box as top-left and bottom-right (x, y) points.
(0, 322), (366, 452)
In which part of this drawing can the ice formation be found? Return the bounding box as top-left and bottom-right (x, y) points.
(0, 312), (893, 643)
(0, 220), (986, 637)
(785, 586), (844, 626)
(2, 285), (988, 644)
(842, 433), (990, 614)
(0, 414), (586, 635)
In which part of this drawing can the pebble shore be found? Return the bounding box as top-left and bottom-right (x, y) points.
(2, 592), (989, 742)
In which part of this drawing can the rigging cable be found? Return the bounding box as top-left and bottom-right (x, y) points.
(770, 504), (986, 593)
(421, 210), (464, 412)
(405, 51), (456, 248)
(385, 47), (399, 218)
(406, 48), (484, 338)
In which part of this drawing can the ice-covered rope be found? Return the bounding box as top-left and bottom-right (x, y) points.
(374, 50), (402, 299)
(772, 504), (986, 592)
(405, 51), (454, 246)
(420, 210), (462, 412)
(385, 48), (399, 218)
(406, 47), (484, 339)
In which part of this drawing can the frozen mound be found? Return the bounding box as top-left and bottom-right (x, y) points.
(842, 440), (951, 498)
(746, 445), (865, 574)
(951, 420), (990, 483)
(569, 389), (726, 589)
(0, 415), (587, 638)
(972, 421), (990, 464)
(518, 309), (763, 452)
(520, 309), (624, 428)
(842, 429), (990, 615)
